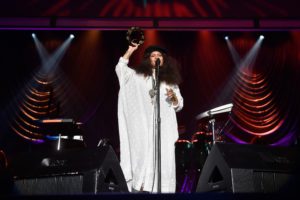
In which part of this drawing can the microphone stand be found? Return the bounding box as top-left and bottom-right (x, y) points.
(154, 62), (161, 193)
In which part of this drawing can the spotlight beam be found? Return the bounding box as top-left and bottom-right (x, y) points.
(226, 38), (240, 66)
(239, 36), (264, 70)
(32, 34), (50, 64)
(39, 36), (74, 75)
(217, 35), (265, 106)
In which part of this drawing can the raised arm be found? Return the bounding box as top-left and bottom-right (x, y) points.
(116, 43), (140, 86)
(122, 43), (139, 60)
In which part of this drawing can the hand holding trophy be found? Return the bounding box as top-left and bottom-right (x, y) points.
(123, 27), (144, 59)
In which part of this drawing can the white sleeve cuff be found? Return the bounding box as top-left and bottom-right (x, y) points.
(119, 57), (129, 64)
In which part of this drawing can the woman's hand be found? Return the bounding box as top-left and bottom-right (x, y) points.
(166, 88), (178, 106)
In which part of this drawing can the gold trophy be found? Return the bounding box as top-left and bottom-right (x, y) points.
(126, 27), (145, 45)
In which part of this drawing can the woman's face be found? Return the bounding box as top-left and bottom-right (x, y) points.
(150, 51), (163, 68)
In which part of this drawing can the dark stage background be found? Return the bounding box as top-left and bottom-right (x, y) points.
(0, 30), (299, 155)
(0, 0), (300, 197)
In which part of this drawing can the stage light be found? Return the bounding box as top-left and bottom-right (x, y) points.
(32, 33), (36, 38)
(259, 35), (264, 40)
(70, 34), (75, 39)
(225, 36), (229, 40)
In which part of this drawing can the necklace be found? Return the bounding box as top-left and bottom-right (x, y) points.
(149, 76), (156, 99)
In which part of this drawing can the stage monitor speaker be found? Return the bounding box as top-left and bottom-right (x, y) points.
(8, 145), (128, 194)
(196, 143), (299, 193)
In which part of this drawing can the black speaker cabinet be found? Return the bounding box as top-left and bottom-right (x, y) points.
(196, 143), (299, 193)
(8, 145), (128, 194)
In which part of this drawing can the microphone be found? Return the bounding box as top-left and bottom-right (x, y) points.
(155, 59), (161, 67)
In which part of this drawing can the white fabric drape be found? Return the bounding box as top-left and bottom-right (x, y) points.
(115, 57), (183, 193)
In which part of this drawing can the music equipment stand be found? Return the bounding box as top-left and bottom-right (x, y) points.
(196, 104), (233, 144)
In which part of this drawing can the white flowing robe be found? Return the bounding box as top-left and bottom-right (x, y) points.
(116, 57), (183, 193)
